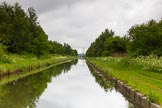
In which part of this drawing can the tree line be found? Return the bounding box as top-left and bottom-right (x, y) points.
(86, 19), (162, 57)
(0, 2), (78, 57)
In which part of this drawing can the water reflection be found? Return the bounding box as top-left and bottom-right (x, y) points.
(87, 63), (114, 92)
(87, 62), (135, 108)
(36, 59), (134, 108)
(0, 59), (135, 108)
(0, 60), (77, 108)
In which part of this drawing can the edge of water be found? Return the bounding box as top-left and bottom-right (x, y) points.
(86, 60), (161, 108)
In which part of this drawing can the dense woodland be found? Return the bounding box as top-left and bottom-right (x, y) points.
(86, 19), (162, 57)
(0, 2), (78, 58)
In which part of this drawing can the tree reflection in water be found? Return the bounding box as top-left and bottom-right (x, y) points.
(0, 60), (77, 108)
(87, 63), (136, 108)
(87, 63), (114, 92)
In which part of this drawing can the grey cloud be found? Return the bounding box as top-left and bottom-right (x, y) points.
(0, 0), (93, 14)
(1, 0), (162, 53)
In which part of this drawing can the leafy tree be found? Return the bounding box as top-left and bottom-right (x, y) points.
(31, 26), (49, 58)
(127, 19), (162, 56)
(104, 36), (127, 56)
(86, 29), (127, 57)
(86, 29), (114, 57)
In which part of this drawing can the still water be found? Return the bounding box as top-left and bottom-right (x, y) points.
(0, 59), (135, 108)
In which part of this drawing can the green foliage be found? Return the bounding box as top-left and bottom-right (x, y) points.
(129, 55), (162, 72)
(86, 19), (162, 57)
(127, 20), (162, 56)
(0, 54), (72, 74)
(0, 2), (78, 57)
(48, 41), (78, 56)
(0, 44), (5, 57)
(0, 2), (48, 55)
(0, 55), (11, 64)
(146, 92), (160, 104)
(104, 36), (127, 56)
(119, 57), (131, 67)
(31, 27), (49, 58)
(0, 44), (10, 63)
(100, 55), (162, 73)
(86, 29), (127, 57)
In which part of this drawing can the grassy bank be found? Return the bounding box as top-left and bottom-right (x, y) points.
(0, 54), (74, 76)
(0, 59), (74, 86)
(87, 57), (162, 106)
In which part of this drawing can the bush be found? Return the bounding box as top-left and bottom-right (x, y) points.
(120, 55), (162, 72)
(0, 44), (11, 63)
(133, 55), (162, 72)
(101, 55), (162, 73)
(0, 44), (5, 56)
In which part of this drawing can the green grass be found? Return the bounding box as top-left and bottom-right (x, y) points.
(88, 57), (162, 106)
(0, 54), (74, 75)
(0, 59), (72, 86)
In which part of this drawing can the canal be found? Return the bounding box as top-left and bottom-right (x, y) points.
(0, 59), (135, 108)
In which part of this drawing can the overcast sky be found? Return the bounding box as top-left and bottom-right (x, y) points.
(1, 0), (162, 53)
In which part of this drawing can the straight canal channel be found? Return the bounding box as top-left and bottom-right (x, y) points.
(0, 59), (137, 108)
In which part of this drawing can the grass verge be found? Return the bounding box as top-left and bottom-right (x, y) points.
(0, 54), (75, 76)
(87, 57), (162, 106)
(0, 59), (73, 86)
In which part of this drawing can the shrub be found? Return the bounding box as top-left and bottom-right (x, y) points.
(0, 44), (11, 63)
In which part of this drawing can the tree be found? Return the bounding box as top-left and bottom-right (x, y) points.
(86, 29), (114, 57)
(86, 29), (127, 57)
(31, 26), (49, 58)
(103, 36), (127, 56)
(127, 19), (162, 56)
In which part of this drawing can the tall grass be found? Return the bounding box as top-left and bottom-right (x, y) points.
(99, 55), (162, 73)
(130, 55), (162, 72)
(0, 54), (71, 75)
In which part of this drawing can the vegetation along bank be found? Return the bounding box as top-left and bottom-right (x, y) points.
(87, 57), (162, 107)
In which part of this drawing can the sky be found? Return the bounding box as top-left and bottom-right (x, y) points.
(1, 0), (162, 53)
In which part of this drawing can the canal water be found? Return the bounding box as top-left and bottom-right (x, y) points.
(0, 59), (135, 108)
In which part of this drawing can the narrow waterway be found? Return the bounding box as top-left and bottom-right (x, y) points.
(0, 59), (135, 108)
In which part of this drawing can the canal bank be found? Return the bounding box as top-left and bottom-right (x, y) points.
(0, 59), (75, 86)
(87, 59), (161, 108)
(0, 55), (75, 77)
